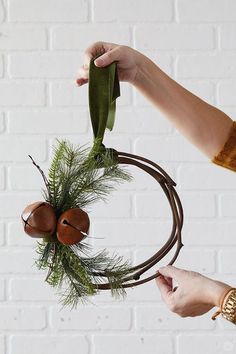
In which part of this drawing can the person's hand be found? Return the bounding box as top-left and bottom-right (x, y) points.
(156, 265), (231, 317)
(76, 41), (144, 86)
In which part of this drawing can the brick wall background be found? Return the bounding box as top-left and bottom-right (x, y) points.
(1, 0), (236, 353)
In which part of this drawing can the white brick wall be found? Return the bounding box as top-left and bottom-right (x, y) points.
(8, 0), (88, 22)
(10, 336), (89, 354)
(1, 1), (236, 354)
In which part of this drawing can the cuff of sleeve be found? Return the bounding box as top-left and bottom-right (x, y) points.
(212, 121), (236, 172)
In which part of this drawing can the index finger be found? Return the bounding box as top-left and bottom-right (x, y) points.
(156, 274), (173, 303)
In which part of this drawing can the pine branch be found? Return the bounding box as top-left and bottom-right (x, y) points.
(32, 139), (132, 307)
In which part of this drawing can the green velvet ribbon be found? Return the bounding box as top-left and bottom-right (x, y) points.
(89, 57), (120, 153)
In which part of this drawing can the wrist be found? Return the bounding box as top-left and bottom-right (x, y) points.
(132, 53), (161, 89)
(208, 280), (231, 307)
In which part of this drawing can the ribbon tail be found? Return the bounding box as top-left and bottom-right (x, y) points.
(106, 100), (116, 131)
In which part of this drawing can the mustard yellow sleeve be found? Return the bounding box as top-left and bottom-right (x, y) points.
(212, 121), (236, 172)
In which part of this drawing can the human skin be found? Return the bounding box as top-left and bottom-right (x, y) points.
(77, 42), (232, 317)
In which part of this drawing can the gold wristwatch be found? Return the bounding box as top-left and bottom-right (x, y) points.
(221, 289), (236, 324)
(212, 288), (236, 324)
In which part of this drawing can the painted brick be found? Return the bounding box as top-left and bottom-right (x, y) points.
(92, 220), (172, 247)
(135, 25), (214, 51)
(219, 249), (236, 274)
(0, 112), (4, 132)
(0, 1), (4, 24)
(9, 54), (82, 78)
(52, 24), (131, 50)
(9, 0), (88, 22)
(183, 220), (236, 246)
(9, 166), (46, 191)
(177, 54), (236, 79)
(50, 81), (132, 107)
(89, 193), (131, 219)
(94, 335), (173, 354)
(177, 0), (236, 22)
(174, 249), (215, 274)
(181, 192), (216, 218)
(10, 336), (89, 354)
(0, 26), (47, 50)
(0, 81), (45, 106)
(50, 81), (88, 107)
(0, 306), (45, 330)
(177, 164), (236, 190)
(134, 136), (207, 162)
(0, 55), (3, 77)
(0, 249), (38, 274)
(93, 0), (173, 22)
(220, 24), (236, 50)
(10, 277), (56, 301)
(0, 278), (5, 300)
(177, 335), (236, 354)
(134, 191), (172, 219)
(0, 137), (46, 162)
(135, 248), (215, 274)
(116, 163), (175, 193)
(218, 80), (236, 106)
(115, 108), (173, 134)
(219, 193), (236, 217)
(0, 222), (4, 246)
(136, 305), (214, 330)
(135, 192), (215, 219)
(8, 110), (88, 134)
(7, 221), (35, 246)
(0, 193), (41, 218)
(50, 306), (131, 330)
(0, 336), (4, 354)
(0, 167), (5, 190)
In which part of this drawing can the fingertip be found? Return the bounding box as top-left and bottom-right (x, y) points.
(158, 266), (166, 275)
(94, 57), (104, 67)
(155, 274), (165, 285)
(76, 78), (88, 86)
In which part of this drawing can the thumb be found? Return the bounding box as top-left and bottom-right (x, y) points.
(94, 48), (119, 67)
(94, 53), (112, 67)
(158, 265), (185, 281)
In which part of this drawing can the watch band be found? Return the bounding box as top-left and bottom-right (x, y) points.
(212, 288), (236, 324)
(221, 289), (236, 324)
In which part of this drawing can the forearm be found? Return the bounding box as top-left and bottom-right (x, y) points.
(134, 54), (233, 159)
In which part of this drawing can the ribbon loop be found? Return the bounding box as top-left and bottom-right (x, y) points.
(89, 57), (120, 145)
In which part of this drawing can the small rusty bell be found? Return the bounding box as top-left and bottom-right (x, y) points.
(21, 201), (57, 238)
(57, 208), (90, 245)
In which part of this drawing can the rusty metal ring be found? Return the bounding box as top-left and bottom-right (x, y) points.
(93, 151), (184, 290)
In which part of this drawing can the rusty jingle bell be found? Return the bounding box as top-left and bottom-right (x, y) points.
(57, 208), (90, 245)
(21, 201), (57, 238)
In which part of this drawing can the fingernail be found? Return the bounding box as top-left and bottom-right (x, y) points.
(95, 58), (103, 66)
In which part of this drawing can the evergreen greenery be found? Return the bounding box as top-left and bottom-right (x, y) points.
(32, 139), (132, 307)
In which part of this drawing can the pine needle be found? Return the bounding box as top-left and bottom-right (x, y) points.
(32, 140), (132, 307)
